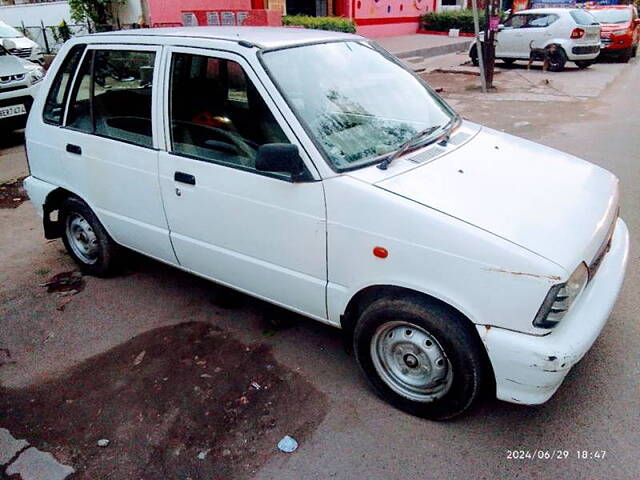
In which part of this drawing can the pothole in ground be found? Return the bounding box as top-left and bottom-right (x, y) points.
(0, 322), (328, 480)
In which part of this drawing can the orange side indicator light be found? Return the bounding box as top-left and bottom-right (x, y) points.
(373, 246), (388, 259)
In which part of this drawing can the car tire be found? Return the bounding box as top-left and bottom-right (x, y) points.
(547, 47), (567, 72)
(502, 58), (516, 66)
(632, 45), (637, 58)
(574, 60), (594, 69)
(60, 196), (120, 276)
(470, 45), (479, 67)
(353, 296), (487, 420)
(619, 48), (632, 63)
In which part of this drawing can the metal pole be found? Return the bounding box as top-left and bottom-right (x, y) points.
(471, 0), (487, 93)
(41, 20), (50, 55)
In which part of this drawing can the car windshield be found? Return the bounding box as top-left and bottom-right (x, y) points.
(570, 10), (599, 25)
(0, 24), (23, 38)
(261, 41), (454, 170)
(589, 9), (631, 24)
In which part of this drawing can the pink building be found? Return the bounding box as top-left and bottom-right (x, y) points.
(145, 0), (439, 37)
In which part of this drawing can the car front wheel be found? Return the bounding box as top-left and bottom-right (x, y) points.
(353, 296), (487, 420)
(619, 47), (632, 63)
(60, 196), (120, 276)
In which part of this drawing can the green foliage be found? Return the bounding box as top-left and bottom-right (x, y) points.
(68, 0), (113, 25)
(52, 20), (73, 43)
(282, 15), (356, 33)
(421, 10), (488, 34)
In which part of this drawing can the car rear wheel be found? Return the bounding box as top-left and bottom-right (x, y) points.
(502, 58), (516, 66)
(574, 60), (594, 69)
(60, 196), (120, 276)
(353, 296), (487, 420)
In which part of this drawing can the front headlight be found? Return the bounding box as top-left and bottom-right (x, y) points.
(28, 66), (45, 84)
(611, 29), (628, 36)
(533, 263), (589, 329)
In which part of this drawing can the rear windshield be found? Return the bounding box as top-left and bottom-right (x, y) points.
(570, 10), (598, 25)
(589, 9), (632, 24)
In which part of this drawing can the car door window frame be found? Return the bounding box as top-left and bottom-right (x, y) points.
(62, 43), (162, 150)
(159, 46), (319, 182)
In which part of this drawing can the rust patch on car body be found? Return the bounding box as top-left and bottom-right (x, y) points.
(484, 268), (562, 282)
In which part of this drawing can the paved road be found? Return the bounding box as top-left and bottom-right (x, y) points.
(1, 60), (638, 479)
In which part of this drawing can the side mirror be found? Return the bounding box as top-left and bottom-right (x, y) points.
(2, 39), (17, 51)
(498, 24), (505, 31)
(255, 143), (306, 181)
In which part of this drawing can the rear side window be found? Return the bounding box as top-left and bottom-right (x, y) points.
(65, 48), (156, 148)
(570, 10), (598, 26)
(42, 44), (85, 125)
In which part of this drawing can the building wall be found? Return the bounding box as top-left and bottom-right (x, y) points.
(351, 0), (436, 37)
(0, 1), (71, 26)
(148, 0), (253, 26)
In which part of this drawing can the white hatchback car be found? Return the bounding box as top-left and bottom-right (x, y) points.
(24, 28), (628, 420)
(470, 8), (601, 71)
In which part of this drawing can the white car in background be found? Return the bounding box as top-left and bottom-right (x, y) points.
(470, 8), (601, 71)
(0, 43), (45, 130)
(0, 21), (44, 64)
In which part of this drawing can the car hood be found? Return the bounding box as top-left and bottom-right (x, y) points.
(0, 52), (29, 76)
(599, 23), (631, 32)
(365, 126), (619, 271)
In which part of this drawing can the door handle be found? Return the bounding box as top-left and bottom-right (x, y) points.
(174, 171), (196, 185)
(66, 144), (82, 155)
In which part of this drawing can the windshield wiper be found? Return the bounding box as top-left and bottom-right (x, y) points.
(377, 125), (441, 170)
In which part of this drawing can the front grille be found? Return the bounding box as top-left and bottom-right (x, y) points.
(0, 95), (33, 110)
(0, 85), (27, 93)
(572, 45), (600, 55)
(601, 37), (612, 46)
(588, 217), (616, 279)
(9, 47), (32, 58)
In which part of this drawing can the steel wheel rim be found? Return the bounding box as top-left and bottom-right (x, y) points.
(371, 321), (453, 402)
(65, 213), (99, 265)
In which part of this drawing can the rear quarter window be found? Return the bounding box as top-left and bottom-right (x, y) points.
(42, 44), (86, 125)
(570, 10), (598, 26)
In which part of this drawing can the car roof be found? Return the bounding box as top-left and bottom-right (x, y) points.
(92, 26), (362, 49)
(587, 4), (632, 9)
(515, 8), (577, 15)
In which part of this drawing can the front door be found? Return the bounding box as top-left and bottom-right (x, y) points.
(158, 48), (328, 319)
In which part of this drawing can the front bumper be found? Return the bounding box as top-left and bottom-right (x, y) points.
(599, 35), (633, 51)
(477, 218), (629, 405)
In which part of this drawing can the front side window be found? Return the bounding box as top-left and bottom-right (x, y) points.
(43, 44), (86, 125)
(262, 41), (454, 170)
(169, 52), (288, 171)
(66, 48), (156, 148)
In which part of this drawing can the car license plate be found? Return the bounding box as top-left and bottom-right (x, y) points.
(0, 104), (27, 119)
(586, 32), (598, 40)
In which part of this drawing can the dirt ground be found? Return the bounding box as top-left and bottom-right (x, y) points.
(1, 321), (327, 479)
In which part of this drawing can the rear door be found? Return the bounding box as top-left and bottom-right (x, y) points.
(157, 47), (328, 319)
(60, 44), (176, 263)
